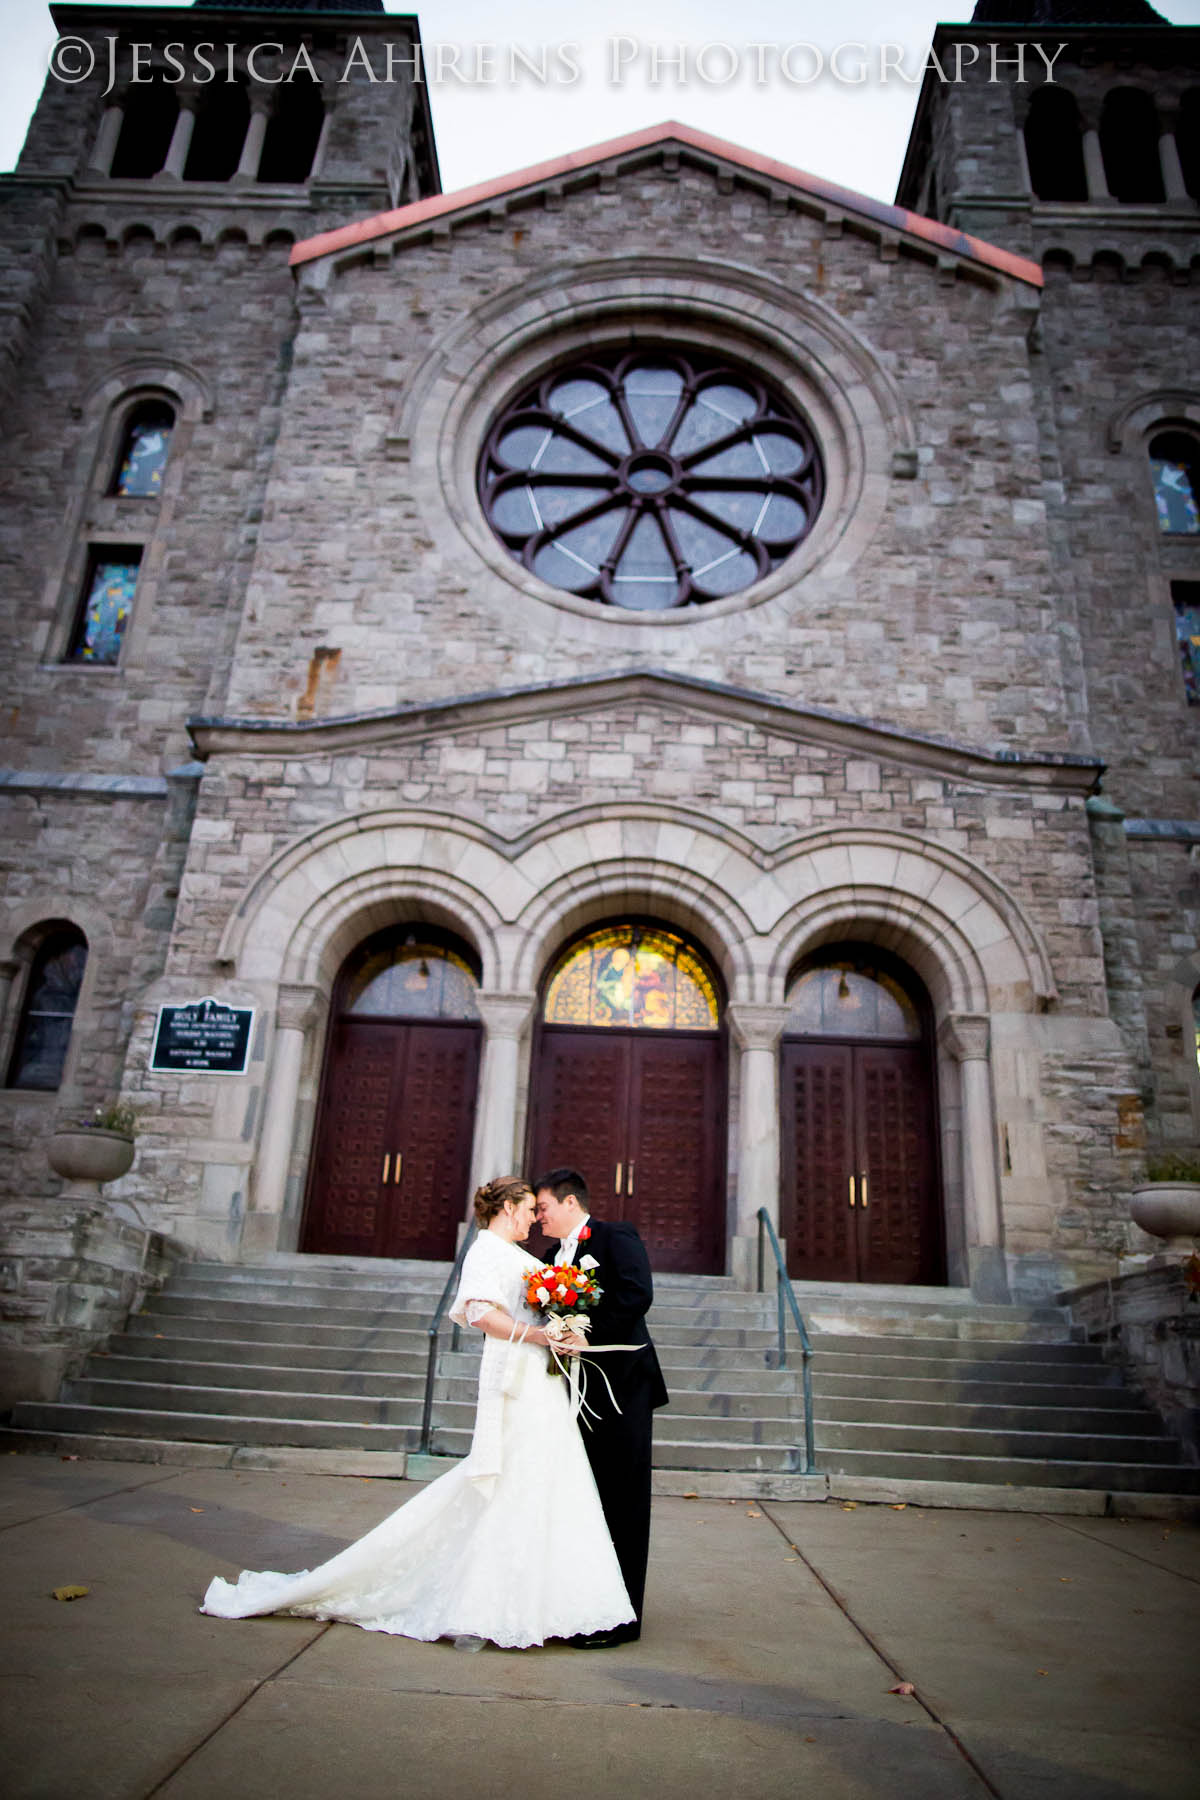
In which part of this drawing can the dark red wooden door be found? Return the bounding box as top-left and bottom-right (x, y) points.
(781, 1040), (941, 1283)
(302, 1018), (480, 1260)
(527, 1026), (725, 1274)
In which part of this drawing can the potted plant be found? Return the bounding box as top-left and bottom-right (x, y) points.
(1129, 1152), (1200, 1248)
(47, 1101), (137, 1189)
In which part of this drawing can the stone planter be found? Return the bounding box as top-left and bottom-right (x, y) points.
(1129, 1181), (1200, 1250)
(47, 1127), (135, 1187)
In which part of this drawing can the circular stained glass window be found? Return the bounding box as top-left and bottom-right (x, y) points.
(478, 351), (824, 611)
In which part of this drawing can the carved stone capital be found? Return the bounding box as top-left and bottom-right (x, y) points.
(475, 991), (537, 1039)
(939, 1013), (991, 1063)
(728, 1003), (790, 1054)
(275, 983), (326, 1035)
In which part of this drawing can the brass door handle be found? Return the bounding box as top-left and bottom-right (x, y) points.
(381, 1152), (390, 1184)
(627, 1160), (635, 1198)
(848, 1174), (857, 1209)
(860, 1170), (868, 1208)
(614, 1161), (623, 1195)
(394, 1151), (403, 1184)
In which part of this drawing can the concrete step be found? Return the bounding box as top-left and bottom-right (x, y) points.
(813, 1419), (1183, 1463)
(807, 1396), (1166, 1436)
(806, 1332), (1100, 1363)
(126, 1313), (429, 1352)
(815, 1447), (1200, 1493)
(142, 1295), (433, 1330)
(54, 1377), (474, 1432)
(9, 1402), (417, 1451)
(106, 1335), (429, 1377)
(89, 1355), (429, 1400)
(811, 1371), (1140, 1407)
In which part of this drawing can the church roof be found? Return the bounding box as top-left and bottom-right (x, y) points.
(970, 1), (1166, 19)
(289, 120), (1043, 289)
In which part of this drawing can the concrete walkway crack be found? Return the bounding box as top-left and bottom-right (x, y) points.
(761, 1503), (1003, 1799)
(0, 1467), (180, 1535)
(1041, 1509), (1200, 1585)
(140, 1622), (335, 1800)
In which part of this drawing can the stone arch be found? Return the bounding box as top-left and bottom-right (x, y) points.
(1163, 948), (1200, 1142)
(0, 898), (116, 1102)
(765, 829), (1055, 1014)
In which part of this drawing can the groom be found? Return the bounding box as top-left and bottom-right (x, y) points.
(534, 1166), (669, 1646)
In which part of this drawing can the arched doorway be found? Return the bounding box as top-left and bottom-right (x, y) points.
(300, 928), (482, 1260)
(526, 922), (727, 1274)
(780, 946), (944, 1284)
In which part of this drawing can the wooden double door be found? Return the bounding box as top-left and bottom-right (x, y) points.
(301, 1016), (481, 1260)
(780, 1039), (943, 1284)
(527, 1026), (726, 1274)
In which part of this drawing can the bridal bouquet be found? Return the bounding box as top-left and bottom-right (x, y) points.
(524, 1260), (603, 1373)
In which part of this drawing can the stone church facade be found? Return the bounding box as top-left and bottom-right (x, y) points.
(2, 0), (1198, 1397)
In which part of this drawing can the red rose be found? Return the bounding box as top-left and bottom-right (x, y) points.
(579, 1225), (591, 1241)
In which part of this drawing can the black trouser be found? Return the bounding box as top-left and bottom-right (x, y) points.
(581, 1382), (654, 1624)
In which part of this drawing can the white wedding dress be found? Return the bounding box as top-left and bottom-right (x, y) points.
(201, 1232), (635, 1648)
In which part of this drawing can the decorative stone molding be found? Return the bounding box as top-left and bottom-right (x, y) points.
(275, 983), (326, 1036)
(728, 1003), (789, 1053)
(939, 1014), (991, 1063)
(474, 992), (536, 1039)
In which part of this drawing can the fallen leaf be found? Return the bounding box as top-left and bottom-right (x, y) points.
(60, 1455), (79, 1463)
(1036, 1669), (1049, 1677)
(189, 1508), (204, 1514)
(888, 1682), (916, 1697)
(784, 1557), (800, 1562)
(1059, 1577), (1072, 1583)
(841, 1502), (857, 1511)
(804, 1736), (817, 1743)
(746, 1509), (763, 1518)
(52, 1585), (89, 1602)
(889, 1504), (907, 1511)
(681, 1492), (699, 1500)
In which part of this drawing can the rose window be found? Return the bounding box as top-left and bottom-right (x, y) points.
(478, 351), (824, 610)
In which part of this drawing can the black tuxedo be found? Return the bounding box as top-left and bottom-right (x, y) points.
(549, 1216), (668, 1632)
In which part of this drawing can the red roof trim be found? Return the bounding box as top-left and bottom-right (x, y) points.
(289, 119), (1043, 289)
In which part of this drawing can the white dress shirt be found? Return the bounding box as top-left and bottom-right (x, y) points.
(554, 1212), (591, 1266)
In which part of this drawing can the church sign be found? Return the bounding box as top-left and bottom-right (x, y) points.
(151, 998), (255, 1075)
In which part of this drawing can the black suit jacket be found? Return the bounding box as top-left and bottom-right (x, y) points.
(548, 1216), (669, 1412)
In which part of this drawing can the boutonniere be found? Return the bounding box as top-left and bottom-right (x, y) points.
(578, 1253), (599, 1272)
(578, 1224), (591, 1241)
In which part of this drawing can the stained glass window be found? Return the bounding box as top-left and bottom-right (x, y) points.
(544, 925), (720, 1030)
(479, 350), (824, 611)
(785, 958), (921, 1041)
(114, 404), (174, 497)
(1173, 582), (1200, 705)
(342, 937), (480, 1021)
(7, 929), (87, 1090)
(1193, 984), (1200, 1077)
(67, 555), (140, 665)
(1150, 433), (1200, 535)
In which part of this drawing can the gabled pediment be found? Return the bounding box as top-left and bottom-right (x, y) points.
(189, 667), (1100, 795)
(290, 121), (1042, 292)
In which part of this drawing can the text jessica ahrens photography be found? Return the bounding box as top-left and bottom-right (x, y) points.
(50, 34), (1070, 98)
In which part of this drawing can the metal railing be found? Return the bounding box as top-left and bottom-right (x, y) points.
(756, 1207), (817, 1474)
(418, 1221), (478, 1456)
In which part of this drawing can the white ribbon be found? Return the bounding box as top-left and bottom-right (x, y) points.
(543, 1316), (645, 1426)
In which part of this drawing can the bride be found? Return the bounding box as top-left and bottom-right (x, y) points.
(200, 1176), (635, 1648)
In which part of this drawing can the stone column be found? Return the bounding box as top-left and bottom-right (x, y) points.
(234, 95), (273, 184)
(1079, 106), (1112, 203)
(251, 984), (324, 1234)
(157, 99), (197, 181)
(728, 1003), (789, 1290)
(1158, 108), (1191, 203)
(469, 993), (536, 1202)
(87, 102), (125, 177)
(941, 1014), (1009, 1301)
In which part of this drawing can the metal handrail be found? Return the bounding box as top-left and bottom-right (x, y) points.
(756, 1208), (817, 1474)
(418, 1221), (478, 1456)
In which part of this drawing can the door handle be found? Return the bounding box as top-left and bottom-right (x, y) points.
(627, 1161), (635, 1197)
(848, 1174), (857, 1209)
(860, 1170), (868, 1208)
(614, 1161), (623, 1195)
(381, 1153), (390, 1184)
(394, 1151), (403, 1184)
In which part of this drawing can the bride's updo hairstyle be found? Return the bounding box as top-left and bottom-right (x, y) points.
(473, 1175), (532, 1226)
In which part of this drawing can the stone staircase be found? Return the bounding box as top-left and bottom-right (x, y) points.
(5, 1259), (1199, 1507)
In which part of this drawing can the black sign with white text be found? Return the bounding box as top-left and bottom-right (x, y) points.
(151, 998), (255, 1074)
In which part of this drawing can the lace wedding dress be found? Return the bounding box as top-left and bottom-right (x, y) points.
(201, 1231), (635, 1647)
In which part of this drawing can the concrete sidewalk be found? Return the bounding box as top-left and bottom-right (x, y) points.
(1, 1455), (1197, 1800)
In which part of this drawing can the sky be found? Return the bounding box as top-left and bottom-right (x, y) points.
(1, 0), (1198, 203)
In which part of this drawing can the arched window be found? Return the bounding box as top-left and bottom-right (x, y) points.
(1150, 431), (1200, 535)
(1179, 90), (1200, 202)
(543, 924), (720, 1030)
(111, 401), (174, 497)
(1025, 88), (1088, 203)
(1101, 89), (1165, 204)
(339, 931), (480, 1020)
(258, 81), (324, 183)
(109, 82), (178, 179)
(1192, 984), (1200, 1076)
(784, 954), (923, 1041)
(66, 549), (140, 664)
(7, 927), (88, 1090)
(185, 83), (250, 182)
